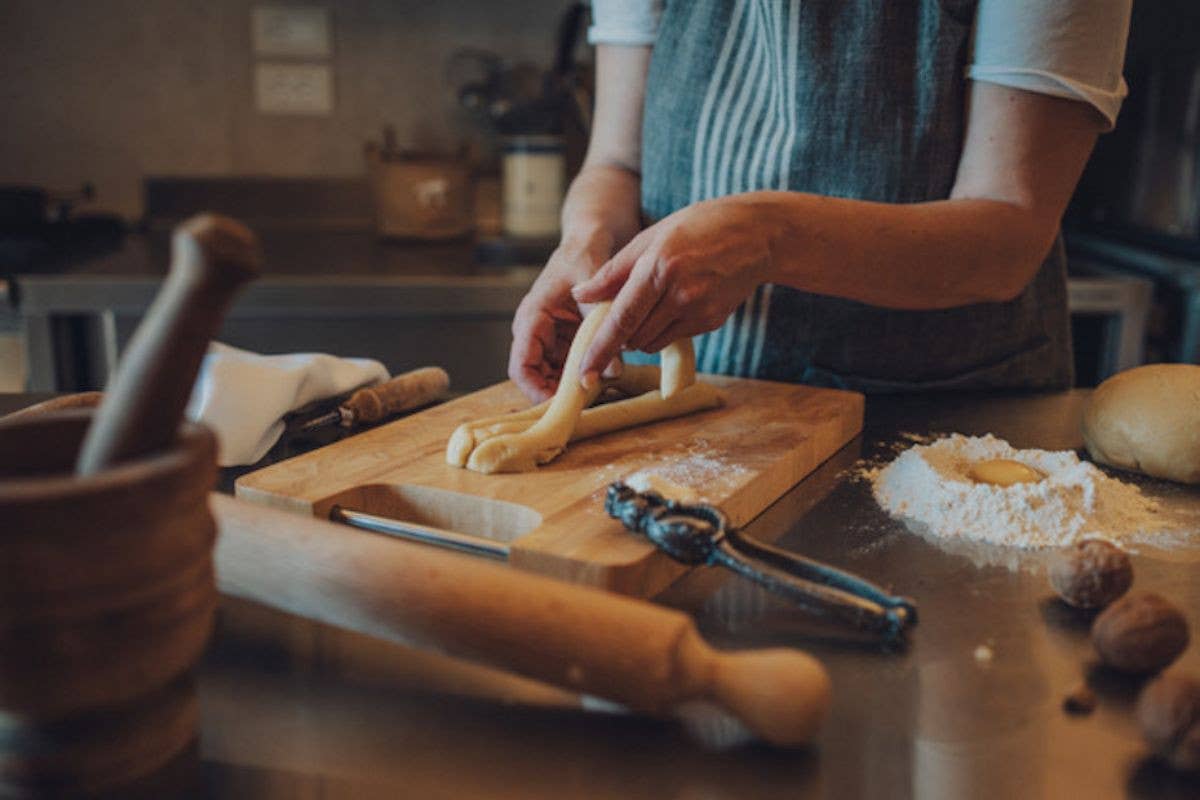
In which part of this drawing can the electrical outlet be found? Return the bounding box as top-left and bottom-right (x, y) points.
(255, 63), (333, 115)
(252, 6), (331, 58)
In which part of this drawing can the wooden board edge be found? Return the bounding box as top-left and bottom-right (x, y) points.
(507, 393), (866, 598)
(508, 541), (690, 597)
(233, 482), (318, 517)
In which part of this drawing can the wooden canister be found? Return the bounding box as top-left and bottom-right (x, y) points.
(0, 410), (218, 796)
(365, 146), (475, 240)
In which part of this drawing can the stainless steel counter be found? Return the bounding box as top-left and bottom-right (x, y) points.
(3, 390), (1198, 798)
(12, 231), (538, 391)
(189, 391), (1200, 798)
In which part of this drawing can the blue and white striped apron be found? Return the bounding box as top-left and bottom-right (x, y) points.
(639, 0), (1073, 392)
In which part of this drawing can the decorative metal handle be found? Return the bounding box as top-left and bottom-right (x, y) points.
(604, 482), (917, 641)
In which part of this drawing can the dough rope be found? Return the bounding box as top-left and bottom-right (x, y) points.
(445, 364), (665, 467)
(448, 302), (722, 473)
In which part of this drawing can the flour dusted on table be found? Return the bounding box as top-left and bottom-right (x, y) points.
(870, 434), (1183, 549)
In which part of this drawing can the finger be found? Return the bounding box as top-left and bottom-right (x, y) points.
(509, 309), (560, 402)
(626, 292), (678, 353)
(572, 231), (652, 304)
(578, 253), (662, 386)
(642, 319), (695, 356)
(571, 255), (633, 304)
(508, 340), (553, 402)
(601, 357), (624, 380)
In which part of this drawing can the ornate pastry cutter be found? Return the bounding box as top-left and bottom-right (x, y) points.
(604, 482), (917, 641)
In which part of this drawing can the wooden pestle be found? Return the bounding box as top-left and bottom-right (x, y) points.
(76, 215), (260, 474)
(210, 494), (832, 747)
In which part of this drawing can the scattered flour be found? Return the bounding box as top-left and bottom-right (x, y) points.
(870, 434), (1186, 549)
(624, 471), (700, 503)
(591, 438), (750, 507)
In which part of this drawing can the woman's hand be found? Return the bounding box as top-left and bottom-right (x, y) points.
(508, 42), (652, 401)
(571, 194), (777, 388)
(507, 165), (642, 402)
(507, 236), (606, 403)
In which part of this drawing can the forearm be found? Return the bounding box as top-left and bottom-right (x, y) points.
(761, 84), (1100, 309)
(558, 165), (641, 258)
(558, 43), (651, 258)
(759, 191), (1056, 309)
(568, 79), (1105, 378)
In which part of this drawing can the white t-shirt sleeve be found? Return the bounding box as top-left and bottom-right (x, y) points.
(588, 0), (663, 46)
(968, 0), (1132, 129)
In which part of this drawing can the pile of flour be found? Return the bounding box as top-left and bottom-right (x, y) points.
(870, 434), (1171, 548)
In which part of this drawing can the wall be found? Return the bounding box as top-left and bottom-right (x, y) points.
(0, 0), (573, 219)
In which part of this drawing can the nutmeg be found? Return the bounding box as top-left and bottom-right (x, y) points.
(1137, 673), (1200, 771)
(1091, 592), (1189, 674)
(1048, 539), (1133, 609)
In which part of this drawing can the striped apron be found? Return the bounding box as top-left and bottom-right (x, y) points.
(639, 0), (1074, 392)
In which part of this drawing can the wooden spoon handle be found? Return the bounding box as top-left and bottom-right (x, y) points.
(75, 215), (259, 474)
(210, 494), (831, 746)
(343, 367), (450, 423)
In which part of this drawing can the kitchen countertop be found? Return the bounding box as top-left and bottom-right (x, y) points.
(8, 228), (514, 278)
(2, 389), (1199, 798)
(11, 230), (540, 391)
(14, 229), (539, 311)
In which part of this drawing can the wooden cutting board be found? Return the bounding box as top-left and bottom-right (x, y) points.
(235, 376), (863, 597)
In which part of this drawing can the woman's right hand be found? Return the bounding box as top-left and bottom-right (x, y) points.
(507, 165), (641, 402)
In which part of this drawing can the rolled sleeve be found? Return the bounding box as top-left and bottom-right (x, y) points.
(968, 0), (1132, 129)
(588, 0), (662, 46)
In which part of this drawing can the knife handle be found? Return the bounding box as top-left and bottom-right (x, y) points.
(210, 494), (831, 747)
(343, 367), (450, 424)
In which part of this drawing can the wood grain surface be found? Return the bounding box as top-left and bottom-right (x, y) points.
(0, 411), (218, 794)
(236, 376), (864, 596)
(212, 494), (833, 748)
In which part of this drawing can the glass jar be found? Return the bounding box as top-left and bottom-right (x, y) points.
(502, 135), (565, 238)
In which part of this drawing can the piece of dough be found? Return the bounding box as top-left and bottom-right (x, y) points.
(572, 383), (720, 441)
(466, 303), (614, 473)
(1082, 363), (1200, 484)
(454, 302), (721, 473)
(445, 400), (550, 466)
(445, 364), (669, 466)
(660, 340), (695, 399)
(448, 382), (722, 469)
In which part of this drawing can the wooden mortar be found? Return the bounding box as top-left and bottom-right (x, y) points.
(0, 409), (217, 796)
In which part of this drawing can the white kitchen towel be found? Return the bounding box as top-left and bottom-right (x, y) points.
(186, 342), (389, 466)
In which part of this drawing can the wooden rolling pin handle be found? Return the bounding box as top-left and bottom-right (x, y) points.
(677, 633), (832, 747)
(75, 214), (260, 475)
(210, 495), (831, 746)
(344, 366), (450, 424)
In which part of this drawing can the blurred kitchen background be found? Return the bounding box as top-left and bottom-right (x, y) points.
(1, 0), (1198, 393)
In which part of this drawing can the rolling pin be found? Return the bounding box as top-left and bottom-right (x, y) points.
(297, 366), (451, 431)
(75, 214), (260, 474)
(210, 494), (832, 747)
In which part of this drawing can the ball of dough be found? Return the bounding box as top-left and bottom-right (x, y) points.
(1082, 364), (1200, 484)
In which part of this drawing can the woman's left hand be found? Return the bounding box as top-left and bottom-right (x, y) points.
(570, 193), (776, 387)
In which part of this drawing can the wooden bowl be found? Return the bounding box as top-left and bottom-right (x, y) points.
(0, 409), (218, 796)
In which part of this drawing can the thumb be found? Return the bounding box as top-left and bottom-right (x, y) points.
(572, 257), (632, 303)
(572, 235), (648, 303)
